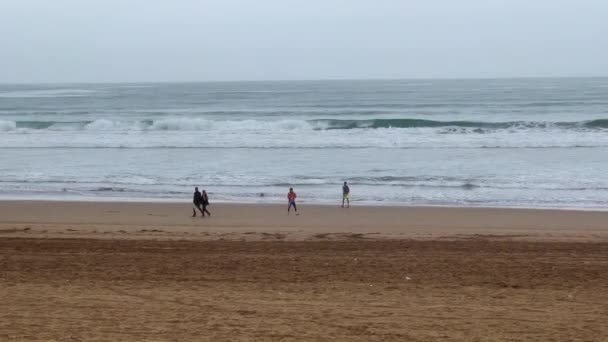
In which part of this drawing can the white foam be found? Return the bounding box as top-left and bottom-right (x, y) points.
(85, 119), (122, 131)
(0, 88), (97, 98)
(149, 118), (214, 131)
(76, 118), (318, 132)
(2, 125), (608, 149)
(0, 120), (16, 131)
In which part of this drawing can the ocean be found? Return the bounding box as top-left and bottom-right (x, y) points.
(1, 78), (607, 209)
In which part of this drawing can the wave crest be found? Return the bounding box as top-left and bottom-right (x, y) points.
(2, 117), (608, 132)
(0, 120), (16, 131)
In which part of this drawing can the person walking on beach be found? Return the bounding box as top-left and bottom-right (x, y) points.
(342, 181), (350, 208)
(192, 187), (204, 217)
(288, 187), (299, 215)
(201, 190), (211, 217)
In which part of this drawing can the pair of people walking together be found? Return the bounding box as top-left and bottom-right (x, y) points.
(192, 187), (211, 217)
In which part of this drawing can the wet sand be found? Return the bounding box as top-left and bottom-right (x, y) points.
(1, 200), (608, 241)
(1, 201), (608, 341)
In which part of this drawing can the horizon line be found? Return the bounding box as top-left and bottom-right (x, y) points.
(2, 75), (608, 85)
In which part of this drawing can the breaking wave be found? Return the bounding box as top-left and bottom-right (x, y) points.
(2, 118), (608, 132)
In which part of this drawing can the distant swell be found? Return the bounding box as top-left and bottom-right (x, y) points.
(93, 187), (125, 192)
(317, 118), (608, 130)
(2, 118), (608, 132)
(586, 119), (608, 128)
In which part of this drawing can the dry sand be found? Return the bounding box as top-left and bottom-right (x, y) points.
(1, 201), (608, 341)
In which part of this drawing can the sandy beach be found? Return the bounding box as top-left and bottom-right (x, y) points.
(2, 200), (608, 241)
(1, 201), (608, 341)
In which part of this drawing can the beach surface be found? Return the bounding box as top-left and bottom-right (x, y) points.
(1, 201), (608, 341)
(2, 200), (608, 241)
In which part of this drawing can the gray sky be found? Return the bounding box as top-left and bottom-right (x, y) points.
(1, 0), (607, 82)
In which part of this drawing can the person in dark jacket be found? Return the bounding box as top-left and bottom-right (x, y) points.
(342, 181), (350, 208)
(192, 187), (204, 217)
(201, 190), (211, 217)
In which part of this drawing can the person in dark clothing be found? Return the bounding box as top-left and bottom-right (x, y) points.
(342, 181), (350, 208)
(201, 190), (211, 217)
(192, 187), (204, 217)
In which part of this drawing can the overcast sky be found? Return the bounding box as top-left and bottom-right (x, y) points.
(1, 0), (607, 83)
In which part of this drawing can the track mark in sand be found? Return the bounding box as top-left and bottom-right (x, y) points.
(313, 233), (331, 239)
(137, 229), (165, 233)
(66, 229), (79, 232)
(313, 233), (374, 240)
(106, 287), (215, 310)
(260, 232), (286, 240)
(437, 234), (532, 241)
(0, 227), (31, 234)
(472, 234), (530, 240)
(105, 287), (269, 320)
(235, 310), (257, 316)
(147, 214), (169, 217)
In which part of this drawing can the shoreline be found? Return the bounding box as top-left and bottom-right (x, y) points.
(1, 196), (607, 212)
(1, 200), (607, 242)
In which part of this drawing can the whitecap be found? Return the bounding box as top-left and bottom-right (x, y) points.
(0, 120), (16, 131)
(0, 89), (97, 98)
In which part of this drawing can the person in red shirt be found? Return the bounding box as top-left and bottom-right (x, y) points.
(287, 187), (299, 215)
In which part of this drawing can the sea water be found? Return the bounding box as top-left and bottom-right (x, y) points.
(1, 78), (607, 208)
